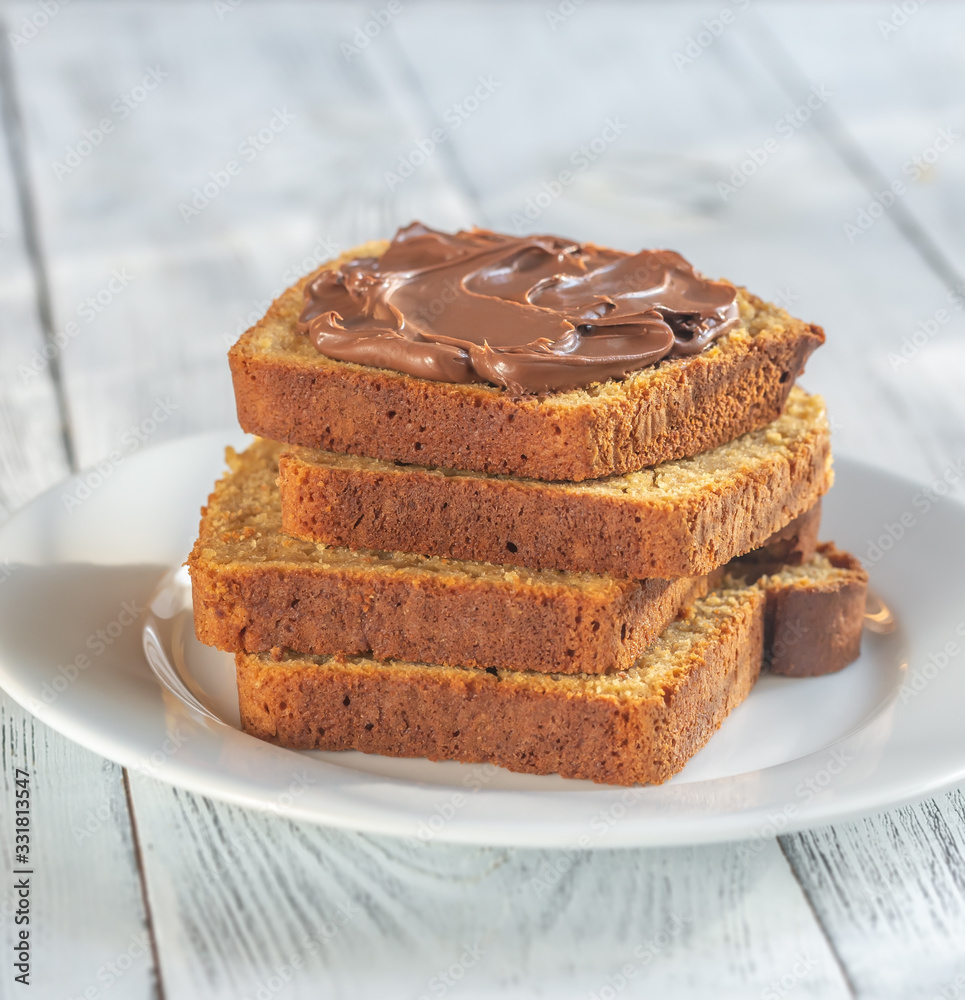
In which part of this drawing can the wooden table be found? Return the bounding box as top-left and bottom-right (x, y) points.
(1, 3), (964, 996)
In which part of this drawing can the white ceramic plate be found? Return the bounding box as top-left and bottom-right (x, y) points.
(0, 432), (962, 848)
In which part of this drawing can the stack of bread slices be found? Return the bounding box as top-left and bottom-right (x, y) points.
(189, 237), (868, 786)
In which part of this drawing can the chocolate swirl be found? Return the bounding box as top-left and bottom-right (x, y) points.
(297, 223), (739, 394)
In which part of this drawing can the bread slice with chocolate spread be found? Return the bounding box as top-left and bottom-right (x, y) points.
(229, 240), (824, 482)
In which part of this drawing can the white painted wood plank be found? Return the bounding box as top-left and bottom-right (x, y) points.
(128, 775), (852, 1000)
(0, 695), (156, 1000)
(780, 788), (965, 1000)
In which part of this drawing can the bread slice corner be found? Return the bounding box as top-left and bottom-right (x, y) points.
(278, 386), (833, 578)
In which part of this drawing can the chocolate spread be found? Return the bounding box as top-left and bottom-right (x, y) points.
(297, 223), (740, 394)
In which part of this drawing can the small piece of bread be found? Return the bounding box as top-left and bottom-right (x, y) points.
(229, 242), (824, 482)
(278, 386), (832, 579)
(235, 582), (767, 786)
(189, 438), (810, 675)
(746, 543), (868, 677)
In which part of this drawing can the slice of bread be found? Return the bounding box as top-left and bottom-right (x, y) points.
(235, 582), (767, 786)
(229, 241), (824, 482)
(746, 543), (868, 677)
(278, 386), (832, 579)
(189, 438), (811, 675)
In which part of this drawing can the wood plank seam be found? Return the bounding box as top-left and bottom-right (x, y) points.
(122, 769), (166, 1000)
(777, 836), (858, 999)
(0, 26), (76, 473)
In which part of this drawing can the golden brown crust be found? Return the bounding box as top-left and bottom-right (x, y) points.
(229, 243), (824, 482)
(235, 588), (766, 786)
(277, 389), (832, 579)
(757, 543), (868, 677)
